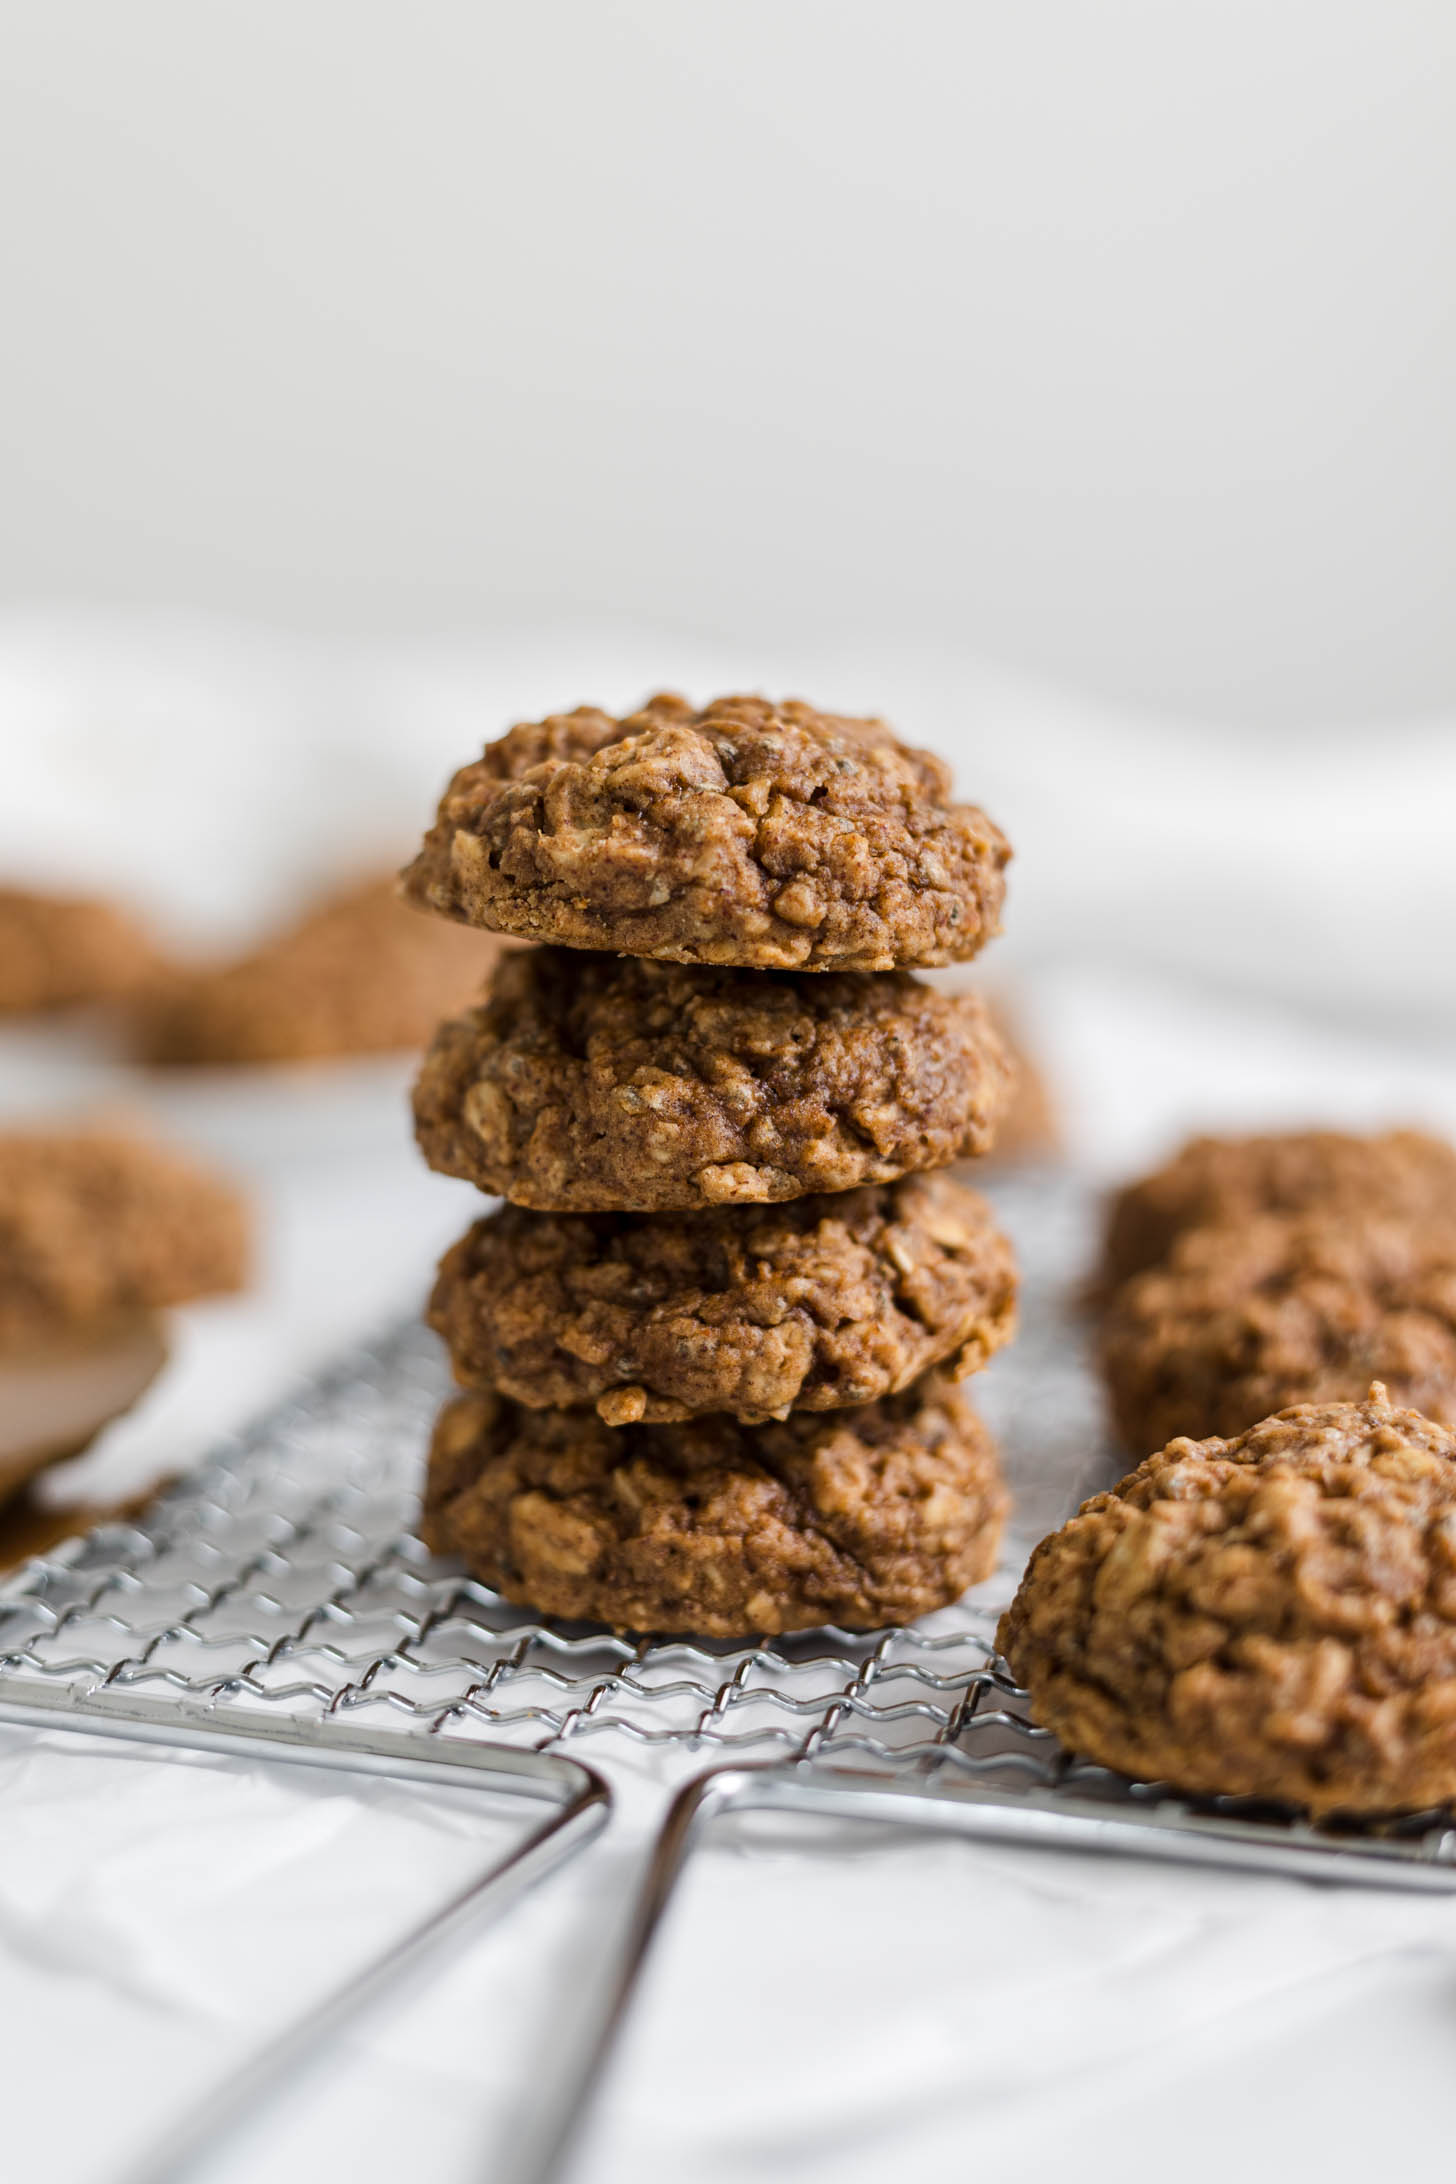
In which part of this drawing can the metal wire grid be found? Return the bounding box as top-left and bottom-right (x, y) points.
(0, 1173), (1085, 1772)
(0, 1169), (1452, 1863)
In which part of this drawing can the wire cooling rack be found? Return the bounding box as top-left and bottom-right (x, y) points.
(0, 1171), (1091, 1778)
(4, 1167), (1455, 1827)
(3, 1170), (1454, 2184)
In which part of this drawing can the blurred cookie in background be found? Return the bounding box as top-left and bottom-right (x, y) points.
(1101, 1127), (1456, 1290)
(0, 884), (161, 1014)
(138, 874), (509, 1067)
(0, 1125), (249, 1344)
(1100, 1208), (1456, 1455)
(0, 1125), (250, 1504)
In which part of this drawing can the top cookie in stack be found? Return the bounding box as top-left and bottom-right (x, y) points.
(403, 691), (1008, 971)
(404, 694), (1019, 1637)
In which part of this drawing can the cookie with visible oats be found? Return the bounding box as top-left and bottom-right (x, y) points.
(429, 1173), (1017, 1424)
(403, 692), (1010, 972)
(421, 1375), (1007, 1636)
(412, 946), (1012, 1212)
(999, 1386), (1456, 1815)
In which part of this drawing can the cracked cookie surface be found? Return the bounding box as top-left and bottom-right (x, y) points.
(1100, 1211), (1456, 1455)
(1102, 1128), (1456, 1288)
(413, 946), (1012, 1210)
(999, 1388), (1456, 1814)
(402, 692), (1010, 971)
(429, 1173), (1017, 1424)
(422, 1375), (1006, 1635)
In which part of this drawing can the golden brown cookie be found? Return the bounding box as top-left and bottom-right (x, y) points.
(413, 946), (1013, 1212)
(140, 876), (506, 1065)
(0, 1129), (249, 1346)
(999, 1386), (1456, 1815)
(403, 692), (1010, 972)
(0, 886), (159, 1013)
(429, 1174), (1017, 1425)
(1101, 1128), (1456, 1289)
(422, 1376), (1007, 1636)
(1100, 1211), (1456, 1455)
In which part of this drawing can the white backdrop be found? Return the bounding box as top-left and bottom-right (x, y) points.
(1, 2), (1453, 728)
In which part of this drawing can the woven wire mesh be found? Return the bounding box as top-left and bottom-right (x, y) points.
(6, 1169), (1452, 1858)
(0, 1174), (1095, 1769)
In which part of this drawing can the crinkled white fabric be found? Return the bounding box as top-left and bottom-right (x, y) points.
(1, 614), (1454, 2184)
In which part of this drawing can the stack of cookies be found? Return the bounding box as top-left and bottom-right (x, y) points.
(401, 693), (1020, 1637)
(1097, 1126), (1456, 1454)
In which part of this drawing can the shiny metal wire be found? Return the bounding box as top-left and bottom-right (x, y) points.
(2, 1171), (1451, 2184)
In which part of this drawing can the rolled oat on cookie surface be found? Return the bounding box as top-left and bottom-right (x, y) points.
(428, 1172), (1017, 1424)
(999, 1385), (1456, 1815)
(422, 1373), (1007, 1637)
(412, 945), (1013, 1211)
(403, 692), (1009, 972)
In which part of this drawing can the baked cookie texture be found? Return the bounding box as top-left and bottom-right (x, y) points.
(428, 1174), (1018, 1425)
(0, 886), (159, 1013)
(402, 693), (1010, 972)
(1100, 1211), (1456, 1456)
(1102, 1128), (1456, 1289)
(999, 1388), (1456, 1815)
(0, 1129), (249, 1347)
(140, 876), (506, 1065)
(413, 946), (1012, 1211)
(422, 1376), (1007, 1635)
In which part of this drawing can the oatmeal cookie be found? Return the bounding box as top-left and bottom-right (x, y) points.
(1100, 1211), (1456, 1455)
(0, 886), (159, 1013)
(999, 1387), (1456, 1814)
(402, 692), (1010, 971)
(1102, 1128), (1456, 1289)
(0, 1129), (249, 1346)
(421, 1375), (1007, 1635)
(429, 1174), (1017, 1425)
(140, 876), (506, 1065)
(413, 947), (1012, 1211)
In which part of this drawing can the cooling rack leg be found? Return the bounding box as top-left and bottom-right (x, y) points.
(517, 1765), (757, 2184)
(0, 1704), (613, 2184)
(123, 1771), (610, 2184)
(524, 1750), (1456, 2184)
